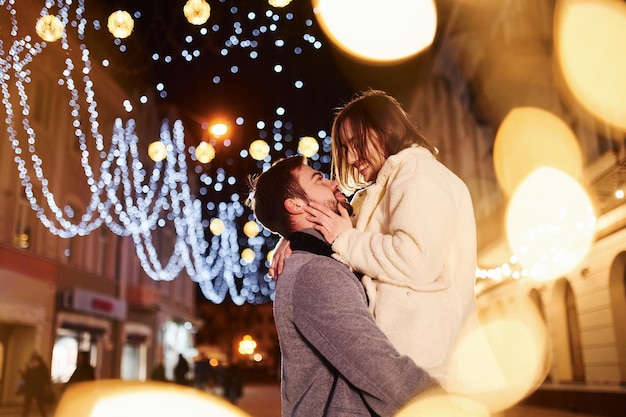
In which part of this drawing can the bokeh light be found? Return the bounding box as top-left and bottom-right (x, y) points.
(269, 0), (293, 7)
(56, 380), (250, 417)
(209, 218), (225, 235)
(184, 0), (212, 26)
(249, 139), (270, 161)
(195, 142), (216, 164)
(210, 123), (228, 138)
(297, 136), (319, 157)
(148, 141), (167, 162)
(446, 298), (551, 413)
(555, 0), (626, 131)
(493, 107), (583, 197)
(313, 0), (437, 63)
(241, 248), (256, 263)
(396, 392), (489, 417)
(506, 167), (596, 281)
(35, 15), (64, 42)
(243, 221), (260, 238)
(107, 10), (134, 39)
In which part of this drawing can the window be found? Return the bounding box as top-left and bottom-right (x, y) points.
(13, 197), (33, 249)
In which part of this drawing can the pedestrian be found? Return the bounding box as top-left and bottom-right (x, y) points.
(174, 353), (190, 385)
(66, 351), (95, 386)
(222, 363), (242, 404)
(248, 156), (438, 416)
(271, 90), (483, 390)
(193, 352), (210, 391)
(150, 362), (167, 382)
(20, 352), (53, 417)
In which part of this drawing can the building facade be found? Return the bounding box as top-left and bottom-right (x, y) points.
(401, 0), (625, 415)
(0, 0), (199, 406)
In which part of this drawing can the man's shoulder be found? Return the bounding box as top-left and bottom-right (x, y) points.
(292, 251), (348, 269)
(283, 252), (353, 283)
(281, 253), (366, 308)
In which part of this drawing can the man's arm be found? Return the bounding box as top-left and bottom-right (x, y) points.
(293, 258), (438, 415)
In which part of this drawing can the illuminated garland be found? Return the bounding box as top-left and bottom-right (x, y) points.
(0, 0), (274, 305)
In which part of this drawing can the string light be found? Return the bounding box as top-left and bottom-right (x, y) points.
(0, 0), (274, 304)
(184, 0), (212, 26)
(107, 10), (134, 39)
(35, 15), (64, 42)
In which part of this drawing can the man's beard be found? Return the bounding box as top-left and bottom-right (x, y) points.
(339, 200), (354, 217)
(317, 198), (354, 217)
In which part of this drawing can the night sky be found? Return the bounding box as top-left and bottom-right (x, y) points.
(10, 0), (431, 303)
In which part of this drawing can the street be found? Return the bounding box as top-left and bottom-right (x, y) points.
(1, 382), (608, 417)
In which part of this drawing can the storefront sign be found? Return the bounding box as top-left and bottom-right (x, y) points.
(73, 288), (127, 320)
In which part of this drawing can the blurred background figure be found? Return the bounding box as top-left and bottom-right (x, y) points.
(223, 363), (242, 405)
(150, 362), (167, 382)
(66, 351), (95, 386)
(20, 352), (53, 417)
(174, 353), (190, 385)
(193, 352), (210, 391)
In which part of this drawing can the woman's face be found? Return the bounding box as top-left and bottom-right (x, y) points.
(340, 123), (386, 183)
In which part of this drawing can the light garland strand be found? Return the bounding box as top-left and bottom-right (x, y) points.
(0, 0), (274, 304)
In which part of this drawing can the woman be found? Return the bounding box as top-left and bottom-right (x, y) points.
(272, 90), (479, 389)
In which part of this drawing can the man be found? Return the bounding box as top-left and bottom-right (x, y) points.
(248, 156), (438, 417)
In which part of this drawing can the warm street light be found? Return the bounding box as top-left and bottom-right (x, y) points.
(210, 123), (228, 138)
(237, 335), (257, 355)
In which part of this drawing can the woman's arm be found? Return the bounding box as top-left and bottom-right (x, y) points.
(310, 166), (468, 288)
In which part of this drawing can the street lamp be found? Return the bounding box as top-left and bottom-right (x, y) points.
(195, 122), (229, 164)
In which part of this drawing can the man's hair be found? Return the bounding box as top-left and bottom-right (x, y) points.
(247, 156), (309, 237)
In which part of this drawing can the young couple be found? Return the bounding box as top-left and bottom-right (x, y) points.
(248, 90), (479, 416)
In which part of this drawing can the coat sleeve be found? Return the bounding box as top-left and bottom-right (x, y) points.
(292, 258), (437, 415)
(333, 163), (469, 290)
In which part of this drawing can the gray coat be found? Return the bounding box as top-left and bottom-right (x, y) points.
(274, 229), (437, 417)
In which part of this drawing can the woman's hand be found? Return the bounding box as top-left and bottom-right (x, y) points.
(304, 201), (353, 244)
(268, 238), (292, 280)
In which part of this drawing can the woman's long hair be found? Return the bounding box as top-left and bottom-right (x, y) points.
(331, 89), (437, 194)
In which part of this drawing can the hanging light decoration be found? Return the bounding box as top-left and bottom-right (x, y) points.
(148, 141), (168, 162)
(241, 248), (256, 264)
(184, 0), (212, 25)
(35, 15), (64, 42)
(209, 218), (225, 235)
(108, 10), (134, 39)
(269, 0), (293, 7)
(195, 141), (216, 163)
(243, 221), (260, 238)
(249, 139), (270, 161)
(298, 136), (319, 157)
(0, 0), (291, 305)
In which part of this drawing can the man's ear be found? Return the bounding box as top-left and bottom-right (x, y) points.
(284, 198), (306, 214)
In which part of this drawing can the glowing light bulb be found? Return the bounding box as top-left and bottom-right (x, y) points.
(298, 136), (319, 157)
(209, 218), (225, 235)
(35, 15), (64, 42)
(210, 123), (228, 138)
(243, 221), (260, 238)
(107, 10), (134, 39)
(195, 142), (216, 163)
(241, 248), (256, 263)
(269, 0), (293, 7)
(249, 139), (270, 161)
(148, 141), (167, 162)
(184, 0), (212, 25)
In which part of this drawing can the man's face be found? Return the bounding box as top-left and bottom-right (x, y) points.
(296, 164), (347, 213)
